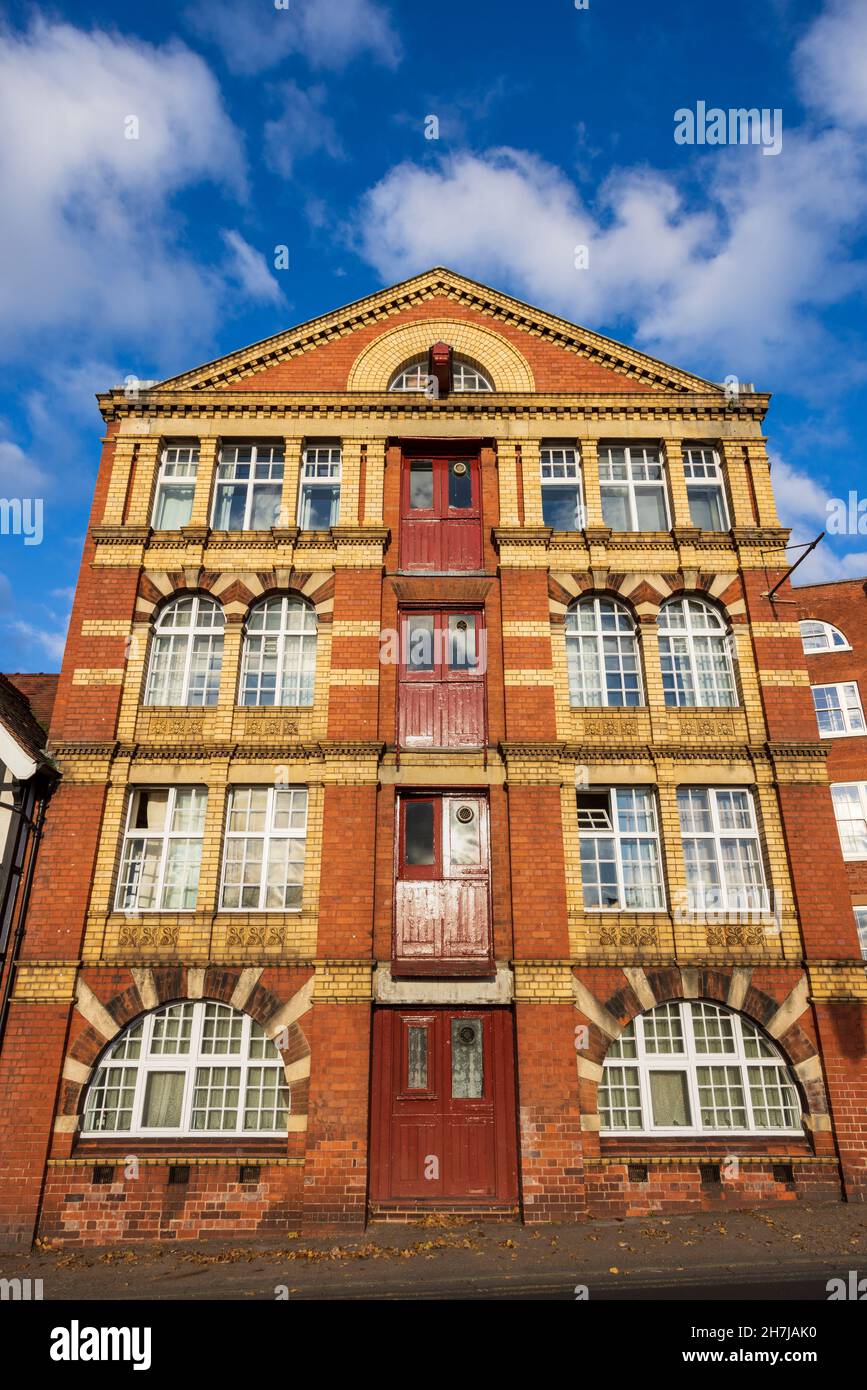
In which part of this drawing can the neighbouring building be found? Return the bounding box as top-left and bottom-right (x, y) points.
(0, 268), (864, 1247)
(794, 578), (867, 960)
(0, 673), (59, 1064)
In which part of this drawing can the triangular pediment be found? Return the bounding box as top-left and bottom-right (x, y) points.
(152, 268), (721, 395)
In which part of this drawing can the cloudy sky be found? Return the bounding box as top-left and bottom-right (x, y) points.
(1, 0), (866, 668)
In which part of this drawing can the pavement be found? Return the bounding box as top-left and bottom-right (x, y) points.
(2, 1199), (866, 1301)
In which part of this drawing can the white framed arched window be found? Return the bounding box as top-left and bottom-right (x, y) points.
(388, 355), (493, 392)
(239, 596), (317, 706)
(799, 620), (850, 653)
(565, 597), (643, 707)
(144, 595), (224, 706)
(657, 597), (736, 707)
(82, 1001), (289, 1136)
(599, 1000), (801, 1135)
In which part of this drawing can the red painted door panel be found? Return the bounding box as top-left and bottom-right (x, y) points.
(400, 456), (481, 571)
(369, 1009), (518, 1205)
(395, 795), (492, 972)
(398, 610), (486, 749)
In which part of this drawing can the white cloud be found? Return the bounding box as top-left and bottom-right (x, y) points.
(221, 231), (286, 306)
(770, 451), (867, 584)
(4, 618), (68, 665)
(185, 0), (401, 76)
(794, 0), (867, 129)
(0, 440), (50, 495)
(0, 21), (247, 361)
(352, 129), (867, 384)
(264, 82), (344, 179)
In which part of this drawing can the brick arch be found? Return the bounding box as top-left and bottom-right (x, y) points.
(548, 570), (746, 625)
(136, 569), (335, 626)
(60, 968), (313, 1131)
(575, 965), (828, 1123)
(347, 318), (535, 392)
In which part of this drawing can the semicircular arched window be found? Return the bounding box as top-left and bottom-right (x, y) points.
(599, 1000), (801, 1135)
(82, 1001), (289, 1136)
(388, 355), (493, 393)
(565, 596), (643, 707)
(657, 597), (736, 707)
(144, 595), (225, 706)
(239, 595), (317, 706)
(799, 619), (850, 653)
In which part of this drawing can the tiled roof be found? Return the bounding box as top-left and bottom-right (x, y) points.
(0, 673), (58, 765)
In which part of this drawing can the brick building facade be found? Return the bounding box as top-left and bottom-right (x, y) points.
(0, 268), (864, 1246)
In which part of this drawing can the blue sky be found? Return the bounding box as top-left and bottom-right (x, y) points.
(1, 0), (866, 670)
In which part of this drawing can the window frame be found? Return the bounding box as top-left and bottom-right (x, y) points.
(211, 442), (285, 532)
(388, 355), (493, 393)
(239, 595), (318, 708)
(82, 1000), (290, 1138)
(831, 782), (867, 861)
(657, 597), (738, 708)
(151, 444), (199, 530)
(144, 595), (225, 708)
(855, 907), (867, 961)
(598, 444), (671, 532)
(677, 786), (769, 916)
(565, 596), (644, 708)
(799, 620), (850, 653)
(540, 443), (585, 530)
(576, 787), (666, 912)
(599, 1000), (802, 1137)
(115, 786), (207, 913)
(298, 445), (342, 530)
(683, 446), (730, 532)
(219, 784), (308, 913)
(811, 682), (866, 738)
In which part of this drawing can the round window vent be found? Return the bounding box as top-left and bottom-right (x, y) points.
(452, 461), (467, 476)
(455, 805), (474, 823)
(458, 1025), (477, 1046)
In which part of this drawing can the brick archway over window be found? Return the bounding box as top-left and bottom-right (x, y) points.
(135, 569), (335, 626)
(347, 319), (535, 393)
(548, 569), (747, 625)
(573, 965), (829, 1129)
(59, 968), (313, 1132)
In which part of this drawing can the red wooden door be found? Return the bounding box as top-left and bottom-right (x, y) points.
(398, 609), (486, 748)
(369, 1008), (518, 1204)
(400, 455), (482, 571)
(394, 794), (492, 973)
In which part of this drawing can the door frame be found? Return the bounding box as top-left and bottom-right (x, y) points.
(368, 1005), (519, 1209)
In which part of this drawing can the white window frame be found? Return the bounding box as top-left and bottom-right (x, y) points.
(540, 444), (585, 530)
(599, 1000), (802, 1137)
(678, 787), (769, 915)
(831, 782), (867, 860)
(799, 620), (850, 653)
(151, 445), (199, 530)
(211, 443), (284, 532)
(598, 444), (671, 532)
(219, 785), (308, 912)
(577, 787), (665, 911)
(855, 907), (867, 961)
(115, 787), (207, 913)
(683, 446), (730, 531)
(144, 595), (224, 707)
(565, 597), (643, 707)
(239, 596), (318, 707)
(298, 445), (342, 530)
(811, 682), (866, 738)
(388, 356), (493, 392)
(658, 597), (737, 707)
(82, 1001), (290, 1138)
